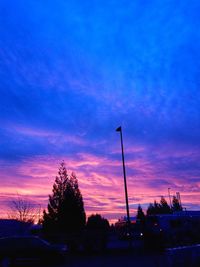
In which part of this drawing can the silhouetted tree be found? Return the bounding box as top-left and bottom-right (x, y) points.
(84, 214), (110, 251)
(146, 203), (154, 216)
(147, 198), (171, 215)
(154, 200), (160, 214)
(159, 196), (171, 214)
(172, 196), (182, 212)
(43, 162), (86, 236)
(9, 194), (37, 223)
(147, 201), (160, 215)
(87, 214), (110, 230)
(136, 205), (146, 221)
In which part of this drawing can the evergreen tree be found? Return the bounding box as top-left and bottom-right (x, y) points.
(43, 162), (86, 235)
(136, 205), (146, 221)
(147, 198), (171, 215)
(147, 200), (160, 215)
(153, 200), (160, 214)
(159, 196), (171, 214)
(172, 196), (182, 212)
(146, 203), (155, 216)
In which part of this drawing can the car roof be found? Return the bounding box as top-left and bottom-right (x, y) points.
(0, 235), (39, 240)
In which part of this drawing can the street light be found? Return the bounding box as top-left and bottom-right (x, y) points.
(168, 188), (172, 208)
(116, 126), (131, 234)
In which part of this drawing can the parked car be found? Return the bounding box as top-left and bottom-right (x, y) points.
(0, 236), (67, 266)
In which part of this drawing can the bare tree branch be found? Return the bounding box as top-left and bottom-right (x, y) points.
(9, 194), (41, 223)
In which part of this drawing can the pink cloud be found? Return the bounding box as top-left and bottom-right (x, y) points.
(0, 141), (199, 222)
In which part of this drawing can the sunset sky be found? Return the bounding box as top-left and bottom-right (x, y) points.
(0, 0), (200, 222)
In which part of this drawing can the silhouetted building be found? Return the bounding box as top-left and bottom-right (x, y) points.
(146, 211), (200, 247)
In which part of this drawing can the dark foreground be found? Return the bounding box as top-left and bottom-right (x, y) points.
(65, 250), (165, 267)
(2, 247), (200, 267)
(67, 245), (200, 267)
(9, 251), (166, 267)
(1, 238), (200, 267)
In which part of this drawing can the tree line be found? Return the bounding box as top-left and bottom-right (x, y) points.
(137, 195), (183, 221)
(9, 162), (183, 243)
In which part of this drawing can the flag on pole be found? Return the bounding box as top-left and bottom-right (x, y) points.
(116, 126), (122, 132)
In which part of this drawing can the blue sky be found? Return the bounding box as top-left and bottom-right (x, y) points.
(0, 0), (200, 221)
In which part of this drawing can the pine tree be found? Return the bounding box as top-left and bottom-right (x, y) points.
(147, 199), (170, 215)
(153, 200), (160, 214)
(43, 162), (86, 235)
(159, 196), (171, 214)
(136, 205), (146, 221)
(146, 203), (154, 216)
(172, 196), (182, 212)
